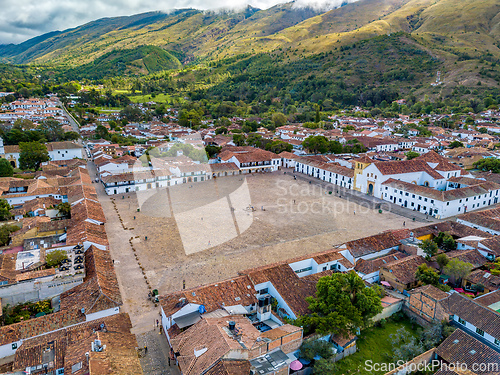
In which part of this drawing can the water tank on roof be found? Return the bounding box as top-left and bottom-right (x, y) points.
(228, 321), (236, 331)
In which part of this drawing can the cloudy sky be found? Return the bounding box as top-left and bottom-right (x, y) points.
(0, 0), (357, 44)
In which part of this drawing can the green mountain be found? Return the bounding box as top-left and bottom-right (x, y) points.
(63, 45), (182, 79)
(0, 0), (498, 91)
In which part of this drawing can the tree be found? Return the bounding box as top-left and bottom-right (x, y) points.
(232, 134), (246, 146)
(313, 359), (336, 374)
(298, 340), (334, 362)
(56, 202), (71, 219)
(0, 199), (12, 221)
(271, 112), (287, 128)
(436, 253), (450, 272)
(13, 118), (36, 130)
(295, 271), (383, 336)
(444, 259), (473, 285)
(265, 140), (293, 154)
(474, 158), (500, 173)
(38, 119), (64, 142)
(449, 141), (464, 149)
(0, 158), (14, 177)
(205, 145), (221, 158)
(46, 250), (68, 268)
(415, 264), (439, 286)
(215, 127), (228, 135)
(95, 125), (109, 140)
(420, 323), (444, 350)
(434, 232), (456, 252)
(120, 105), (143, 122)
(302, 136), (329, 154)
(0, 224), (20, 246)
(419, 239), (438, 260)
(390, 327), (424, 363)
(19, 142), (50, 171)
(405, 151), (420, 160)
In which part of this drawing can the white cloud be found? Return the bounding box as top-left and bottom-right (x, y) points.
(0, 0), (358, 44)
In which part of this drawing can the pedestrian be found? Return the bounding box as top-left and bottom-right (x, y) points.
(353, 210), (355, 215)
(403, 221), (406, 227)
(168, 357), (171, 366)
(144, 346), (148, 354)
(156, 319), (159, 327)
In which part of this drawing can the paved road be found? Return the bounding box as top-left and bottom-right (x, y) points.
(137, 331), (180, 375)
(87, 161), (172, 374)
(59, 102), (81, 134)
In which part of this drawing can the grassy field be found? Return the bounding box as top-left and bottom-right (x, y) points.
(94, 107), (123, 113)
(333, 320), (419, 375)
(128, 93), (180, 104)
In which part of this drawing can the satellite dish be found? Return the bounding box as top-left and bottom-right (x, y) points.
(81, 308), (85, 314)
(410, 232), (414, 237)
(100, 324), (105, 329)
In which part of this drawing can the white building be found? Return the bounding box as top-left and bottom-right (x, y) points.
(294, 156), (354, 189)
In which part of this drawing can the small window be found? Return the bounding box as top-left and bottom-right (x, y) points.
(72, 362), (83, 373)
(259, 288), (268, 295)
(458, 317), (466, 325)
(476, 328), (484, 336)
(495, 338), (500, 346)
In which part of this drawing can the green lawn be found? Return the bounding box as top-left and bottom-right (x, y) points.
(128, 93), (172, 104)
(333, 320), (419, 375)
(93, 107), (123, 113)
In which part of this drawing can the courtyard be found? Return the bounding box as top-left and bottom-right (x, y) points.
(101, 171), (423, 326)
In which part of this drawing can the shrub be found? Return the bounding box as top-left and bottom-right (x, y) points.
(46, 250), (68, 268)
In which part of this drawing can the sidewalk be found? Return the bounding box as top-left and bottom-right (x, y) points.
(137, 330), (180, 375)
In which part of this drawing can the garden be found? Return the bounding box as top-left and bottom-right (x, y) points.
(2, 300), (53, 326)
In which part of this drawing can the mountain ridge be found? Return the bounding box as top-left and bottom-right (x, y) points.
(0, 0), (498, 95)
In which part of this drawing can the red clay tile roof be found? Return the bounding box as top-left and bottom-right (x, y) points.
(436, 329), (500, 373)
(345, 231), (402, 258)
(160, 275), (257, 317)
(210, 162), (239, 172)
(295, 156), (354, 177)
(458, 206), (500, 233)
(474, 289), (500, 309)
(71, 198), (106, 224)
(205, 359), (251, 375)
(412, 221), (490, 239)
(0, 308), (85, 346)
(440, 292), (500, 338)
(171, 319), (231, 375)
(244, 265), (330, 317)
(355, 251), (409, 275)
(465, 270), (500, 291)
(60, 246), (121, 314)
(66, 221), (109, 247)
(408, 284), (450, 301)
(444, 249), (487, 269)
(382, 178), (500, 201)
(380, 255), (426, 285)
(373, 159), (445, 180)
(218, 146), (279, 164)
(12, 313), (140, 375)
